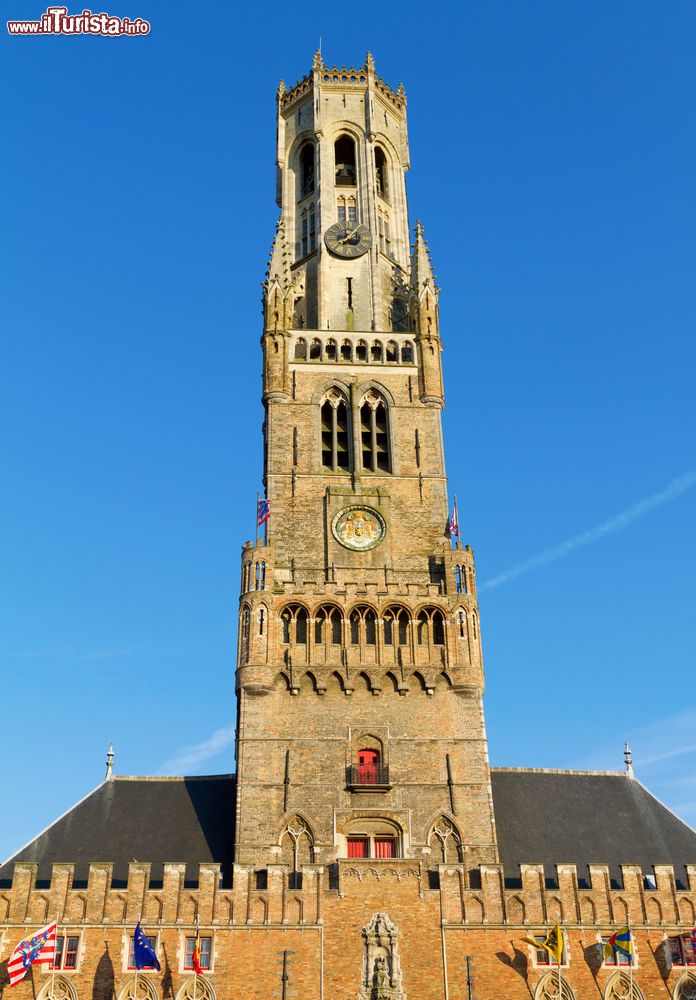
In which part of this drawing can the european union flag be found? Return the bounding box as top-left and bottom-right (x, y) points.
(133, 922), (160, 971)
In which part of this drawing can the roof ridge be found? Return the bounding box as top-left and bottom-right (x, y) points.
(113, 774), (235, 782)
(491, 766), (626, 776)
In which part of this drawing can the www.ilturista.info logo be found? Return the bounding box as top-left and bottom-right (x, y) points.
(8, 6), (150, 34)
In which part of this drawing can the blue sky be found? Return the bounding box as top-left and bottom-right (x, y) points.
(2, 1), (695, 862)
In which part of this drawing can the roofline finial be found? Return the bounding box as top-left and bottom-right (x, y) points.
(624, 740), (634, 778)
(105, 742), (115, 782)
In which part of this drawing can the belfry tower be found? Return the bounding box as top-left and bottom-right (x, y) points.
(235, 52), (498, 878)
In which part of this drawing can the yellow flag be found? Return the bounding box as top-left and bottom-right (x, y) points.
(522, 925), (564, 964)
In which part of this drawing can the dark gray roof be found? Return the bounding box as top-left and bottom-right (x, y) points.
(3, 769), (696, 892)
(0, 776), (235, 888)
(491, 768), (696, 888)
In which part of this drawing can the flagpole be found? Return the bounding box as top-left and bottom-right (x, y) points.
(558, 928), (562, 999)
(193, 914), (198, 1000)
(628, 923), (633, 998)
(453, 494), (460, 550)
(50, 922), (58, 999)
(255, 491), (260, 546)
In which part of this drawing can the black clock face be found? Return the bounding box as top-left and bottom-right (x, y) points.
(324, 222), (372, 258)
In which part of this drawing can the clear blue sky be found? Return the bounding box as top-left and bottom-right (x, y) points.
(2, 1), (695, 863)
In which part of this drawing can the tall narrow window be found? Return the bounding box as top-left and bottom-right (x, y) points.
(360, 390), (390, 473)
(299, 143), (315, 198)
(335, 135), (356, 186)
(320, 389), (350, 471)
(309, 207), (316, 251)
(458, 610), (466, 638)
(241, 607), (250, 662)
(374, 147), (389, 201)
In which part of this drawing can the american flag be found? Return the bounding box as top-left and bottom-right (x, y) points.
(257, 498), (271, 526)
(7, 921), (57, 986)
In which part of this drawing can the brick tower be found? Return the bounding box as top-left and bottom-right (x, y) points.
(234, 50), (498, 879)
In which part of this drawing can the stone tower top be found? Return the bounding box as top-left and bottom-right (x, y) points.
(272, 51), (412, 333)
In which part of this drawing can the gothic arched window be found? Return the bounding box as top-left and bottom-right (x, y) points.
(428, 817), (462, 864)
(325, 339), (337, 361)
(335, 135), (356, 186)
(360, 389), (391, 473)
(320, 388), (351, 471)
(371, 341), (383, 362)
(241, 606), (251, 663)
(309, 338), (321, 360)
(299, 142), (315, 199)
(417, 607), (445, 646)
(281, 604), (308, 646)
(401, 341), (414, 363)
(374, 146), (389, 201)
(294, 338), (307, 361)
(356, 340), (367, 362)
(383, 606), (409, 646)
(315, 605), (342, 647)
(349, 606), (377, 647)
(280, 816), (314, 889)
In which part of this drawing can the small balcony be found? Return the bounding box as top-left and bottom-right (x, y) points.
(346, 763), (391, 792)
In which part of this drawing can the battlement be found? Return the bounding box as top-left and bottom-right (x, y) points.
(278, 52), (405, 116)
(2, 859), (696, 929)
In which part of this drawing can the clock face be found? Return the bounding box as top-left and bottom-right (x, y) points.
(324, 222), (372, 258)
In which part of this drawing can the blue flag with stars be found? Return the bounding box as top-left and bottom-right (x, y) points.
(133, 922), (160, 971)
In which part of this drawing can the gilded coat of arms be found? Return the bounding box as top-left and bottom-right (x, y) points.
(332, 506), (386, 551)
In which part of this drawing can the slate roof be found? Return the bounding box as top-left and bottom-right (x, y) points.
(3, 769), (696, 891)
(491, 768), (696, 888)
(0, 775), (236, 888)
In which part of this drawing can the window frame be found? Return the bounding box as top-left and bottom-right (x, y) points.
(183, 935), (213, 973)
(126, 932), (159, 972)
(50, 934), (80, 972)
(668, 934), (696, 968)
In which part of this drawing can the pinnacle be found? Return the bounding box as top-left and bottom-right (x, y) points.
(264, 217), (292, 294)
(410, 220), (437, 295)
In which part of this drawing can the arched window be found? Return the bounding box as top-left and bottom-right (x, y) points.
(360, 389), (390, 473)
(401, 341), (413, 363)
(344, 819), (400, 859)
(371, 341), (383, 362)
(429, 817), (462, 864)
(309, 338), (321, 360)
(299, 143), (315, 198)
(374, 146), (389, 201)
(534, 973), (575, 1000)
(455, 566), (462, 593)
(280, 816), (313, 890)
(260, 561), (266, 589)
(383, 606), (409, 646)
(281, 604), (308, 646)
(255, 562), (260, 590)
(294, 338), (307, 360)
(458, 610), (466, 638)
(334, 135), (356, 186)
(241, 606), (251, 663)
(349, 605), (377, 647)
(603, 973), (644, 1000)
(357, 748), (381, 784)
(320, 388), (351, 471)
(315, 605), (342, 647)
(472, 612), (478, 641)
(673, 973), (696, 1000)
(340, 339), (352, 361)
(325, 339), (337, 361)
(386, 340), (398, 362)
(356, 340), (367, 362)
(417, 607), (445, 646)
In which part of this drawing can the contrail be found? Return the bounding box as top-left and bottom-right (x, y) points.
(480, 470), (696, 591)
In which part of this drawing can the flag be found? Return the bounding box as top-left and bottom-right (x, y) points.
(448, 507), (459, 538)
(691, 928), (696, 958)
(7, 921), (57, 986)
(604, 926), (633, 962)
(522, 925), (564, 964)
(133, 922), (160, 971)
(191, 929), (203, 975)
(257, 497), (271, 526)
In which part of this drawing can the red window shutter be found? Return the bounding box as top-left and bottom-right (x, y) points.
(374, 838), (395, 859)
(347, 837), (369, 859)
(358, 749), (380, 784)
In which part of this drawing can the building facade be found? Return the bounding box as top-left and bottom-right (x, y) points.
(2, 52), (696, 1000)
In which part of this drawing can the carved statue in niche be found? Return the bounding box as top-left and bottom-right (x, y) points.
(357, 912), (406, 1000)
